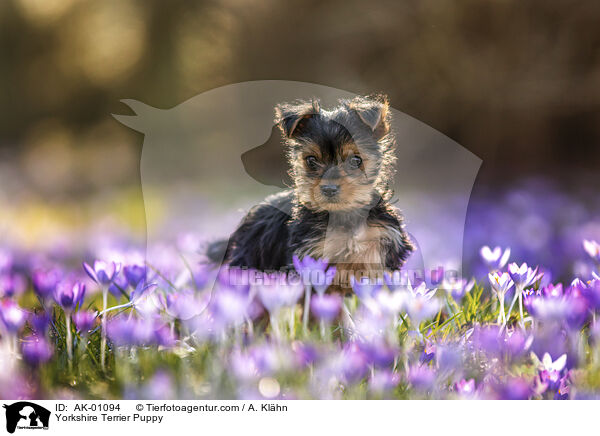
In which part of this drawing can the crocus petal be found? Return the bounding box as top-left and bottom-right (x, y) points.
(542, 353), (552, 368)
(500, 248), (511, 267)
(553, 354), (567, 371)
(83, 262), (99, 283)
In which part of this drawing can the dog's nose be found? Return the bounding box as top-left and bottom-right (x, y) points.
(320, 184), (340, 197)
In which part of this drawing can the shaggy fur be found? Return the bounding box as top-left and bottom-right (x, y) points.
(209, 95), (414, 287)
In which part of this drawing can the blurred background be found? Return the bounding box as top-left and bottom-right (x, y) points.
(0, 0), (599, 278)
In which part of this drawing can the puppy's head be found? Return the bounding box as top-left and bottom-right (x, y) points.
(275, 95), (395, 212)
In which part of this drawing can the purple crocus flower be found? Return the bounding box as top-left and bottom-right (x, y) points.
(293, 255), (336, 295)
(213, 287), (250, 327)
(508, 262), (542, 289)
(489, 271), (514, 324)
(470, 325), (504, 356)
(442, 278), (475, 302)
(525, 286), (565, 321)
(407, 365), (436, 392)
(154, 323), (176, 347)
(21, 335), (53, 365)
(566, 278), (599, 313)
(31, 313), (50, 335)
(471, 325), (531, 357)
(455, 379), (476, 397)
(567, 278), (588, 299)
(256, 273), (303, 313)
(32, 267), (62, 299)
(351, 276), (383, 300)
(554, 377), (570, 400)
(436, 343), (463, 372)
(54, 280), (86, 311)
(405, 282), (439, 325)
(191, 264), (213, 290)
(249, 343), (283, 375)
(0, 300), (27, 333)
(310, 294), (342, 323)
(0, 273), (26, 298)
(359, 340), (397, 368)
(538, 352), (567, 390)
(123, 264), (147, 288)
(338, 343), (369, 383)
(374, 288), (406, 317)
(0, 248), (12, 273)
(72, 310), (97, 334)
(583, 239), (600, 262)
(217, 266), (251, 295)
(106, 317), (134, 346)
(565, 296), (590, 329)
(369, 370), (400, 393)
(83, 260), (121, 285)
(383, 270), (408, 292)
(108, 273), (129, 298)
(505, 329), (532, 358)
(291, 341), (319, 368)
(543, 283), (564, 298)
(419, 340), (436, 364)
(527, 282), (589, 328)
(409, 281), (438, 299)
(293, 255), (327, 280)
(506, 263), (542, 325)
(489, 272), (514, 297)
(480, 246), (511, 271)
(229, 349), (261, 382)
(142, 371), (176, 400)
(588, 279), (600, 310)
(313, 265), (337, 295)
(493, 377), (531, 400)
(166, 289), (208, 320)
(471, 326), (531, 359)
(107, 316), (173, 347)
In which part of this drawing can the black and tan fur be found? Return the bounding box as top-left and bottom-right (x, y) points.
(209, 95), (414, 288)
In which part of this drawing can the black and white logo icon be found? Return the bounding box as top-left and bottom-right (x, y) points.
(3, 402), (50, 434)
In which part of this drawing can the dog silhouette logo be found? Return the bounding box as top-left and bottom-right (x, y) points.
(2, 402), (50, 433)
(113, 80), (481, 288)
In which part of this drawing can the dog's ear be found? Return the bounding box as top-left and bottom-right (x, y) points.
(347, 95), (390, 134)
(274, 99), (320, 138)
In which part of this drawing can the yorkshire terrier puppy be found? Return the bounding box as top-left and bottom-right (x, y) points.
(210, 95), (414, 287)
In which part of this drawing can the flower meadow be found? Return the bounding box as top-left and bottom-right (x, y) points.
(2, 183), (600, 401)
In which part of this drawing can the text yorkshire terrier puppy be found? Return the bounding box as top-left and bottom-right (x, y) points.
(211, 95), (414, 287)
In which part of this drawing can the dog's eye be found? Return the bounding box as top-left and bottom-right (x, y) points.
(305, 156), (318, 169)
(349, 156), (362, 168)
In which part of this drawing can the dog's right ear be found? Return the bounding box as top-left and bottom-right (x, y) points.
(274, 99), (320, 138)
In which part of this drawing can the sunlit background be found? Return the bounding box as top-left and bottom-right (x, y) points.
(1, 0), (599, 278)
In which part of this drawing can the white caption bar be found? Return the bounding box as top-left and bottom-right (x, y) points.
(1, 400), (595, 435)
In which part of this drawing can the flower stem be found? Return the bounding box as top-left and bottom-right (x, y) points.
(66, 313), (73, 371)
(319, 320), (331, 342)
(245, 317), (254, 339)
(506, 286), (522, 322)
(518, 293), (525, 328)
(97, 301), (134, 317)
(270, 313), (281, 341)
(302, 285), (312, 335)
(497, 295), (506, 325)
(289, 308), (296, 338)
(100, 286), (108, 371)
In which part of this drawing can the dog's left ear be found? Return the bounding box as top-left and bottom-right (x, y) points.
(347, 95), (390, 134)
